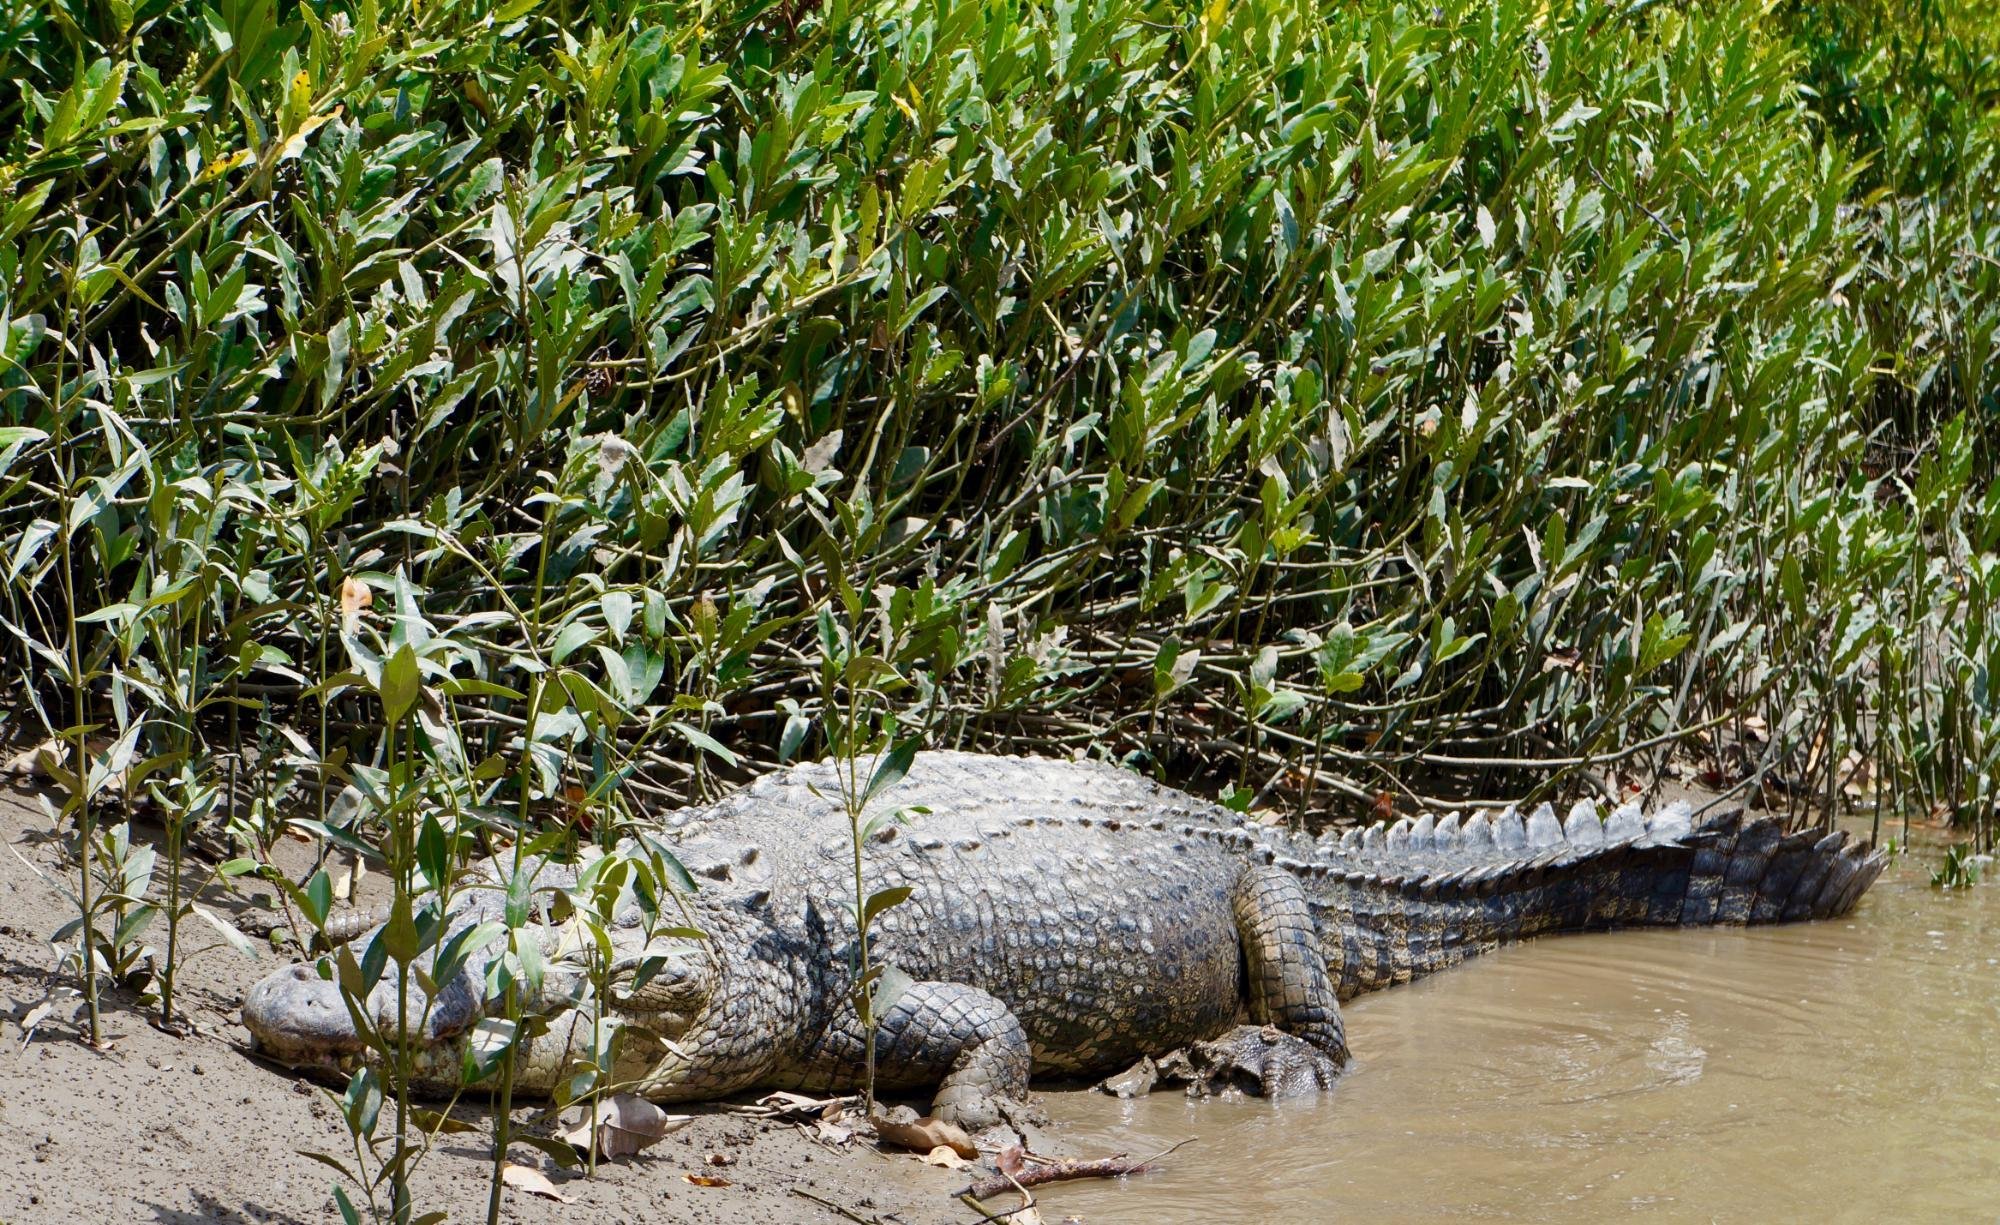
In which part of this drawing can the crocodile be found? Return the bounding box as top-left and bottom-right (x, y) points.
(241, 751), (1887, 1130)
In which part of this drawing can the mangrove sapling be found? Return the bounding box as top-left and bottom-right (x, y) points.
(1930, 844), (1984, 890)
(540, 843), (701, 1178)
(279, 798), (497, 1225)
(809, 576), (925, 1118)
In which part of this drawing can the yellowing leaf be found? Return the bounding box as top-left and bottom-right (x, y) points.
(339, 576), (373, 633)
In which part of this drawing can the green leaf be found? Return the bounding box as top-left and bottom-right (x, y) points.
(673, 722), (738, 765)
(779, 710), (810, 763)
(417, 814), (450, 892)
(379, 643), (421, 724)
(863, 740), (917, 808)
(189, 903), (259, 958)
(380, 893), (420, 965)
(861, 885), (912, 925)
(301, 870), (332, 929)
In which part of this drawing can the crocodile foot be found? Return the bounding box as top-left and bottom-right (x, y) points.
(1103, 1025), (1344, 1101)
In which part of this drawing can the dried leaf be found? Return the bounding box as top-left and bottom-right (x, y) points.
(801, 429), (844, 474)
(501, 1162), (574, 1203)
(683, 1173), (732, 1187)
(559, 1093), (694, 1160)
(920, 1144), (972, 1170)
(328, 849), (366, 903)
(339, 576), (373, 633)
(871, 1111), (977, 1159)
(2, 738), (61, 778)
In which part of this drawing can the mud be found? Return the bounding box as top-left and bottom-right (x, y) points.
(0, 781), (960, 1225)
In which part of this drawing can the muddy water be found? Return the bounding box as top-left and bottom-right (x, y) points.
(1038, 842), (2000, 1223)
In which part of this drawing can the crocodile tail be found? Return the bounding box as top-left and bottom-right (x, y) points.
(1287, 802), (1887, 1000)
(319, 902), (392, 947)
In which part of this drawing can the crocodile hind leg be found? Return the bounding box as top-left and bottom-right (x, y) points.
(1118, 864), (1351, 1101)
(786, 979), (1033, 1132)
(1192, 863), (1351, 1095)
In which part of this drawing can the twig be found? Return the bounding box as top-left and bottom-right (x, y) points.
(791, 1187), (888, 1223)
(962, 1137), (1197, 1201)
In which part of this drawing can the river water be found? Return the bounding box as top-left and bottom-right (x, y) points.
(1036, 837), (2000, 1223)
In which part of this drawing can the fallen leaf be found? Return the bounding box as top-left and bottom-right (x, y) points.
(683, 1174), (732, 1187)
(920, 1145), (972, 1170)
(559, 1093), (694, 1160)
(500, 1162), (574, 1204)
(17, 1000), (53, 1028)
(871, 1111), (977, 1159)
(328, 849), (366, 903)
(814, 1117), (854, 1145)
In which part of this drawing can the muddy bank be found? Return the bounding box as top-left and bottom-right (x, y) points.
(0, 782), (978, 1225)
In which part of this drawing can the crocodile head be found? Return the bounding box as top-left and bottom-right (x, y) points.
(241, 900), (795, 1101)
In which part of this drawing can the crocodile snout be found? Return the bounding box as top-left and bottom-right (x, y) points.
(243, 962), (368, 1065)
(243, 958), (483, 1068)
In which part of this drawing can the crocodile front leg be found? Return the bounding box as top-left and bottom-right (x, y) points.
(785, 979), (1033, 1131)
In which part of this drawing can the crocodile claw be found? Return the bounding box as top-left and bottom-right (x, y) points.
(1105, 1025), (1345, 1101)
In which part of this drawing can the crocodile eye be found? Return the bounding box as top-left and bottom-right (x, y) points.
(612, 949), (713, 1014)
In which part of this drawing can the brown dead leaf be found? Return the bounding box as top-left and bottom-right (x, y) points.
(501, 1162), (574, 1203)
(920, 1144), (972, 1170)
(2, 738), (60, 778)
(339, 576), (373, 633)
(871, 1111), (977, 1160)
(4, 737), (112, 789)
(683, 1173), (732, 1188)
(559, 1093), (694, 1160)
(1370, 791), (1395, 823)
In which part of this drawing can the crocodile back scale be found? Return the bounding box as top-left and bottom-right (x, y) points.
(242, 751), (1887, 1130)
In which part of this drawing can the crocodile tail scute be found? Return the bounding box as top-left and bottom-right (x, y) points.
(320, 902), (392, 946)
(1295, 802), (1887, 998)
